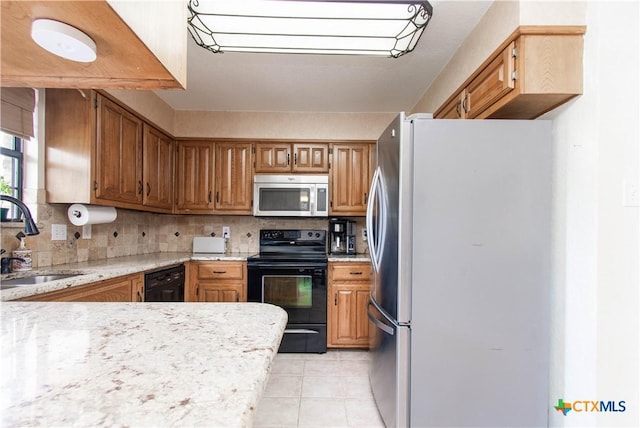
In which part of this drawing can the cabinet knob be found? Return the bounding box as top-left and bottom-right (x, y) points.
(146, 183), (151, 197)
(138, 180), (143, 194)
(350, 271), (363, 275)
(213, 270), (227, 274)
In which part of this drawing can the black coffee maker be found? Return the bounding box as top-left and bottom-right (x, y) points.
(329, 218), (356, 255)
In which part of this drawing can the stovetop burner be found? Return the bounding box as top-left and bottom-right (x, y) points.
(247, 229), (327, 267)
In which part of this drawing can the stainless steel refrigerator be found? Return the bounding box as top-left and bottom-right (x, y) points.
(366, 113), (551, 427)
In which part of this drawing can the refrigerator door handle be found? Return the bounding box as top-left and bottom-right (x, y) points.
(367, 301), (395, 336)
(366, 167), (379, 269)
(366, 167), (386, 272)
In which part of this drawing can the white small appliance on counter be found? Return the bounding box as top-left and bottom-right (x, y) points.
(193, 237), (226, 254)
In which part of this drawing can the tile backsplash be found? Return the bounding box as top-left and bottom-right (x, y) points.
(1, 203), (367, 269)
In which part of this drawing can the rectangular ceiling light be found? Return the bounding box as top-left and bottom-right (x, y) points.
(187, 0), (433, 57)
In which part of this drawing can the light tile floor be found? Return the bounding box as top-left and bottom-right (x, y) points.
(254, 350), (385, 428)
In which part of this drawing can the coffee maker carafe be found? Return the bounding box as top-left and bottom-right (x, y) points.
(329, 218), (356, 255)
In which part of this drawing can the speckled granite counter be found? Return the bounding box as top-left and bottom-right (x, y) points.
(1, 302), (287, 427)
(0, 252), (255, 301)
(328, 254), (371, 262)
(0, 252), (367, 301)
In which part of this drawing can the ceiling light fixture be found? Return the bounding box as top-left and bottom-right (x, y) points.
(187, 0), (433, 58)
(31, 19), (97, 63)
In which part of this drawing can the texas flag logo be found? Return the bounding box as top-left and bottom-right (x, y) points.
(554, 399), (572, 416)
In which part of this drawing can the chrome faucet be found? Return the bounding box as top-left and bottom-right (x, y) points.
(0, 195), (39, 235)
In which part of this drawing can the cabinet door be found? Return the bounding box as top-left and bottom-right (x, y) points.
(328, 262), (371, 348)
(330, 144), (370, 215)
(95, 95), (143, 205)
(131, 273), (144, 302)
(254, 143), (291, 173)
(196, 283), (243, 302)
(175, 141), (215, 212)
(187, 261), (247, 302)
(331, 286), (358, 346)
(215, 142), (253, 213)
(435, 91), (466, 119)
(22, 276), (133, 302)
(465, 41), (516, 119)
(142, 124), (174, 211)
(355, 288), (370, 344)
(292, 143), (329, 173)
(328, 284), (370, 347)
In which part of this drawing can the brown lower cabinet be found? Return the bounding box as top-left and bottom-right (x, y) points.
(19, 273), (144, 302)
(327, 261), (372, 349)
(186, 261), (247, 302)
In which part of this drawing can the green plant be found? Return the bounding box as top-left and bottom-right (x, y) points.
(0, 176), (12, 195)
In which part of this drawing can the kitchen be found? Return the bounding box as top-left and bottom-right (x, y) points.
(1, 1), (638, 427)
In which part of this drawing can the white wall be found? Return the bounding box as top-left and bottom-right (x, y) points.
(544, 2), (639, 426)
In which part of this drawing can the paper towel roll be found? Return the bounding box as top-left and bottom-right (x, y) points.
(68, 204), (117, 226)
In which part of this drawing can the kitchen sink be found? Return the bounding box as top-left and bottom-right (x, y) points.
(1, 274), (83, 289)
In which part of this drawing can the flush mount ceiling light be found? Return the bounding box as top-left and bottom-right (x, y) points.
(31, 19), (97, 63)
(187, 0), (433, 58)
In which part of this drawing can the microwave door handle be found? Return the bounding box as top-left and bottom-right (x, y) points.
(310, 186), (316, 216)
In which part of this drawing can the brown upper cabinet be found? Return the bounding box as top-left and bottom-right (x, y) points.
(215, 142), (253, 214)
(175, 141), (215, 213)
(94, 96), (143, 206)
(175, 140), (253, 215)
(254, 142), (329, 173)
(330, 143), (374, 216)
(434, 26), (585, 120)
(46, 89), (174, 214)
(142, 124), (174, 211)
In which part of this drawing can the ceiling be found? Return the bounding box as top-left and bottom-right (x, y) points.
(154, 0), (493, 114)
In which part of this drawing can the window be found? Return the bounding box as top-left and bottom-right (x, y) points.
(1, 131), (24, 220)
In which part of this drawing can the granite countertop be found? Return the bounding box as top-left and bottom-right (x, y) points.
(0, 252), (367, 301)
(0, 252), (255, 301)
(327, 254), (371, 262)
(1, 302), (287, 427)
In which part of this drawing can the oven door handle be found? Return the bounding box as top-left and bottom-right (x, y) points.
(284, 329), (320, 334)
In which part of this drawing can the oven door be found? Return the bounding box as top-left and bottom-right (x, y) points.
(247, 265), (327, 324)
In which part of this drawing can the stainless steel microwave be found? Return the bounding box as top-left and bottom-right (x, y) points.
(253, 175), (329, 217)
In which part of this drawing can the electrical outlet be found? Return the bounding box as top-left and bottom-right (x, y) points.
(51, 224), (67, 240)
(222, 226), (230, 239)
(623, 180), (639, 207)
(362, 228), (368, 241)
(82, 224), (92, 239)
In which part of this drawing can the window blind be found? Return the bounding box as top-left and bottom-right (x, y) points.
(0, 87), (36, 139)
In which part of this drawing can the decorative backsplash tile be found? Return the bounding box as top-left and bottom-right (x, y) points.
(1, 203), (367, 269)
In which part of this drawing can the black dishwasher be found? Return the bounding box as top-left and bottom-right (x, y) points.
(144, 264), (185, 302)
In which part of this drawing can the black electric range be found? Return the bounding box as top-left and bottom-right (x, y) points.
(247, 229), (328, 353)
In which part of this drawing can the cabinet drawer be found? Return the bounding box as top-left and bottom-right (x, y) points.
(196, 262), (245, 280)
(330, 263), (371, 281)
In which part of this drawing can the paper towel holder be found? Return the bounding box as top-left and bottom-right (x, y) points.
(67, 204), (118, 226)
